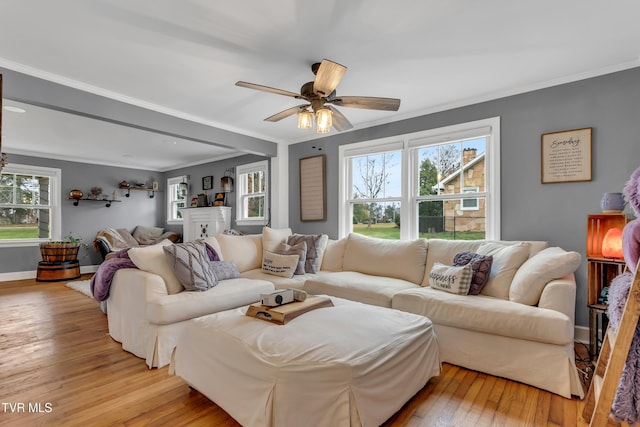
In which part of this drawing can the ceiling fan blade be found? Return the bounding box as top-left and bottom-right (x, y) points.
(264, 104), (310, 122)
(235, 81), (301, 98)
(313, 59), (347, 97)
(331, 96), (401, 111)
(327, 106), (353, 132)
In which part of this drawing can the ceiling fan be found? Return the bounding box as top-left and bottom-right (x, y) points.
(235, 59), (401, 134)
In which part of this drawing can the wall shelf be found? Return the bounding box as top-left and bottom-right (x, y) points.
(120, 186), (161, 199)
(69, 198), (121, 208)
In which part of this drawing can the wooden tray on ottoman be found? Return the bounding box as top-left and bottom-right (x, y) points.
(245, 295), (334, 325)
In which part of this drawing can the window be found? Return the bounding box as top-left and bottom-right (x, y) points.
(0, 164), (61, 246)
(166, 176), (188, 224)
(339, 117), (500, 241)
(235, 160), (269, 226)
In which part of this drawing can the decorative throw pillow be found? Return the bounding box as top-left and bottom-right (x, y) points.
(428, 262), (473, 295)
(261, 250), (299, 278)
(476, 242), (531, 299)
(276, 241), (307, 275)
(509, 246), (582, 305)
(262, 226), (293, 252)
(287, 234), (323, 273)
(453, 251), (494, 295)
(132, 225), (165, 245)
(163, 241), (217, 292)
(128, 239), (183, 294)
(210, 261), (241, 281)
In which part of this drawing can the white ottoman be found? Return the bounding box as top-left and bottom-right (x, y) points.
(170, 297), (440, 427)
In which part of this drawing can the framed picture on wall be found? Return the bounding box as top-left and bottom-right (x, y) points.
(541, 127), (592, 184)
(299, 154), (326, 221)
(202, 175), (214, 190)
(212, 192), (226, 206)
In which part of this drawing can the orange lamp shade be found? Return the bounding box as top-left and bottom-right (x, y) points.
(602, 227), (624, 259)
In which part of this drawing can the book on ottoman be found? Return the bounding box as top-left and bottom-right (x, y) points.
(246, 295), (334, 325)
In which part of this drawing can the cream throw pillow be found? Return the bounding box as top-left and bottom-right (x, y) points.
(202, 236), (224, 261)
(128, 239), (183, 294)
(262, 250), (299, 278)
(262, 227), (292, 252)
(320, 238), (347, 271)
(429, 262), (473, 295)
(509, 247), (581, 305)
(476, 242), (530, 299)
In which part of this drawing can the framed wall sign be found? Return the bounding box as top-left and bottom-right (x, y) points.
(541, 127), (592, 184)
(202, 175), (213, 190)
(299, 154), (326, 221)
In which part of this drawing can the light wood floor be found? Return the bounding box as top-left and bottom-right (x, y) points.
(0, 275), (604, 427)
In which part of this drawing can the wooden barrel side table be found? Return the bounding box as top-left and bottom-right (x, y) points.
(36, 260), (81, 282)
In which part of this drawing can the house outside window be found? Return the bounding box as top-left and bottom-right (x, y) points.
(167, 176), (188, 224)
(0, 164), (61, 246)
(339, 117), (500, 241)
(236, 160), (269, 226)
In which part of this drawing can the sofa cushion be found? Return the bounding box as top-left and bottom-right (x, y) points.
(216, 234), (262, 273)
(241, 269), (311, 290)
(453, 252), (493, 295)
(509, 247), (582, 305)
(276, 241), (307, 275)
(133, 226), (165, 245)
(392, 287), (573, 345)
(128, 239), (183, 294)
(428, 262), (473, 295)
(344, 234), (428, 285)
(320, 238), (347, 272)
(163, 241), (217, 291)
(146, 278), (275, 325)
(261, 250), (299, 278)
(287, 234), (326, 273)
(304, 271), (419, 308)
(210, 261), (241, 280)
(262, 226), (292, 252)
(422, 239), (483, 285)
(476, 242), (530, 299)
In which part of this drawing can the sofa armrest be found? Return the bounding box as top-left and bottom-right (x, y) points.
(538, 274), (576, 323)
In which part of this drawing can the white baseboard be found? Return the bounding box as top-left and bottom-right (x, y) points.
(575, 325), (590, 344)
(0, 265), (99, 282)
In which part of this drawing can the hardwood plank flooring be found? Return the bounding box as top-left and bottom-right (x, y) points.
(0, 276), (604, 426)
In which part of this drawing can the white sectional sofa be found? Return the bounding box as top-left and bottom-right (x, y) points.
(105, 227), (583, 398)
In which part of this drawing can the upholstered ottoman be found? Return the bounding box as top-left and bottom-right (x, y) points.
(170, 297), (440, 427)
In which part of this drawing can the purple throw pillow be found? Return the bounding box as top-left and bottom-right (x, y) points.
(453, 251), (493, 295)
(204, 242), (220, 262)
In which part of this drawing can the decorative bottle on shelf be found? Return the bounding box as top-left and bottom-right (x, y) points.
(600, 192), (625, 213)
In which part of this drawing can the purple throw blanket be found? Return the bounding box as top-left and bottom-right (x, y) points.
(90, 249), (137, 301)
(608, 272), (640, 423)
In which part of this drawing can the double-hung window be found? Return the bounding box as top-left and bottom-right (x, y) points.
(166, 176), (188, 224)
(0, 164), (61, 246)
(339, 117), (500, 241)
(235, 160), (269, 226)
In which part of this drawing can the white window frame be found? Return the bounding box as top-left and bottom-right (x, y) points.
(338, 117), (500, 240)
(461, 186), (480, 211)
(235, 160), (269, 226)
(166, 176), (187, 224)
(0, 163), (62, 247)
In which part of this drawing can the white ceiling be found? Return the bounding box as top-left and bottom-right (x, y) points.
(1, 0), (639, 171)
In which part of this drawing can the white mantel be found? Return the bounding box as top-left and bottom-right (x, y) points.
(181, 206), (231, 242)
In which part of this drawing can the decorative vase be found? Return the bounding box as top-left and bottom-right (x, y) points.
(69, 189), (83, 200)
(600, 192), (625, 213)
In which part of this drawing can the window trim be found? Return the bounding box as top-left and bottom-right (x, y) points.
(166, 176), (187, 224)
(338, 117), (500, 240)
(235, 160), (269, 226)
(0, 163), (62, 247)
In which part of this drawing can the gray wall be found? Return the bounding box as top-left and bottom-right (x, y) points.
(164, 153), (270, 236)
(0, 154), (165, 271)
(288, 67), (640, 327)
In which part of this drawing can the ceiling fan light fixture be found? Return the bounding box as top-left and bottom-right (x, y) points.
(315, 108), (332, 134)
(297, 109), (313, 129)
